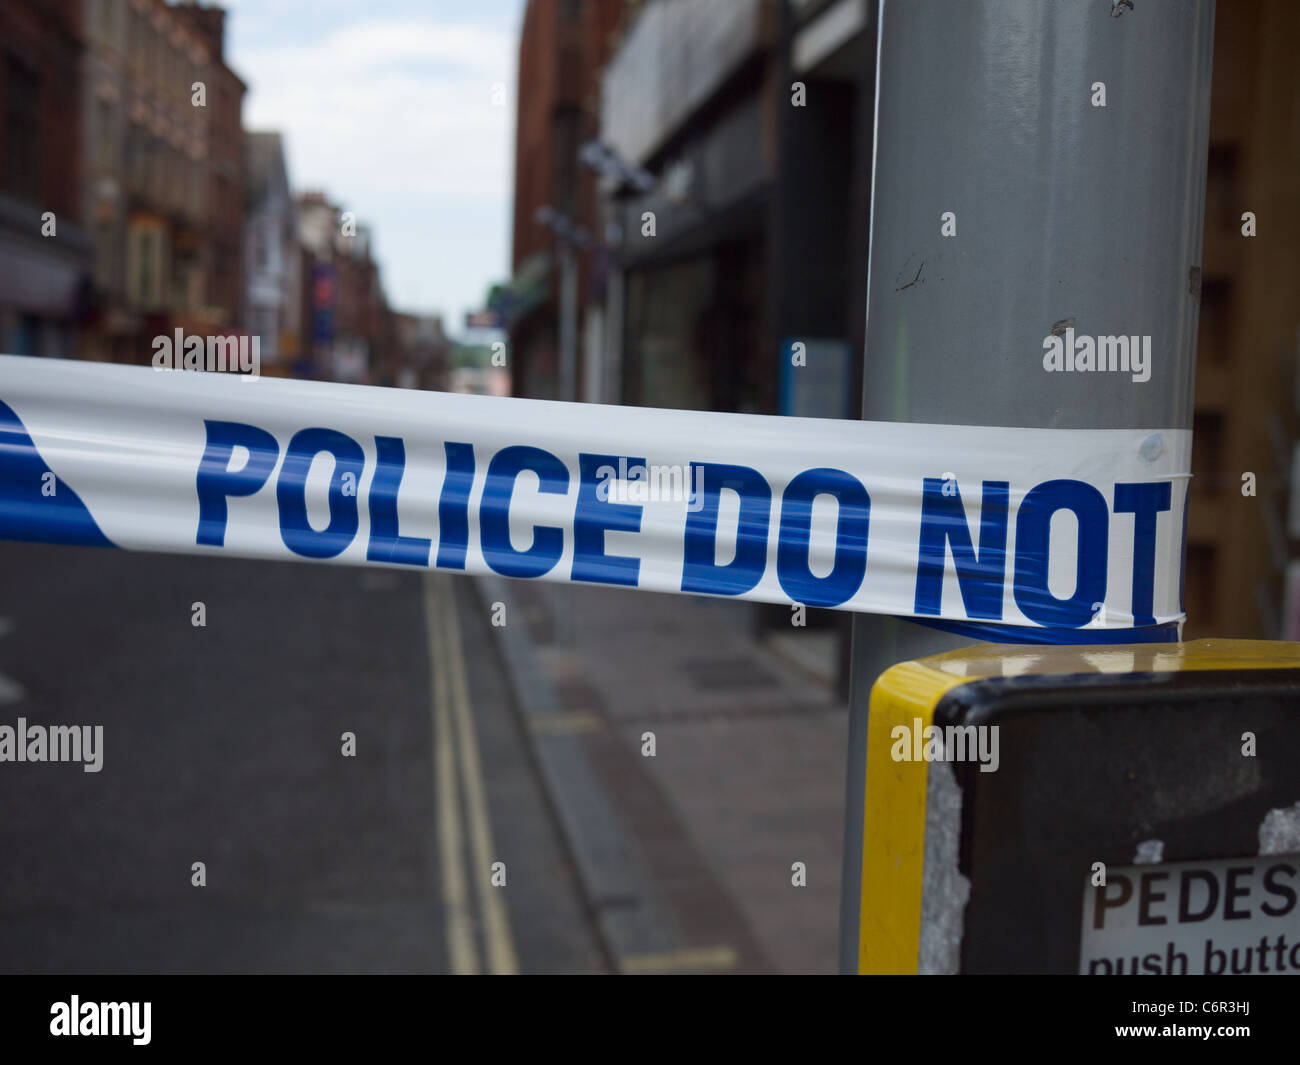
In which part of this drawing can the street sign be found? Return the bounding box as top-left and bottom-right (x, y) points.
(311, 263), (336, 344)
(465, 310), (504, 330)
(1080, 854), (1300, 975)
(858, 639), (1300, 974)
(779, 338), (852, 420)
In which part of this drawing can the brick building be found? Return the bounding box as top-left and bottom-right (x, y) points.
(1186, 0), (1300, 639)
(244, 130), (299, 372)
(79, 0), (244, 364)
(505, 0), (625, 401)
(174, 0), (245, 323)
(0, 0), (91, 359)
(295, 192), (396, 384)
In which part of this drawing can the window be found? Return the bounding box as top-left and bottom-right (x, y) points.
(125, 126), (144, 189)
(148, 138), (162, 202)
(129, 12), (142, 71)
(127, 221), (168, 310)
(253, 226), (268, 271)
(138, 228), (154, 306)
(1206, 143), (1241, 234)
(95, 221), (115, 290)
(14, 314), (40, 358)
(256, 307), (277, 359)
(96, 100), (114, 171)
(3, 56), (41, 204)
(97, 0), (114, 45)
(1192, 412), (1226, 494)
(1198, 279), (1233, 367)
(171, 260), (189, 312)
(143, 138), (154, 199)
(164, 146), (177, 209)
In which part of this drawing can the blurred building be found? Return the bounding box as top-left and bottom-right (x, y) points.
(295, 190), (336, 379)
(590, 0), (875, 683)
(174, 0), (245, 328)
(593, 0), (874, 417)
(243, 130), (299, 372)
(581, 0), (1300, 650)
(599, 0), (776, 413)
(1186, 0), (1300, 640)
(503, 0), (873, 417)
(393, 312), (451, 392)
(504, 0), (624, 401)
(0, 0), (91, 359)
(79, 0), (244, 363)
(449, 365), (510, 397)
(295, 192), (395, 385)
(334, 222), (395, 385)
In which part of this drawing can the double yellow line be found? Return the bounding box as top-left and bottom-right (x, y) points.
(423, 572), (518, 975)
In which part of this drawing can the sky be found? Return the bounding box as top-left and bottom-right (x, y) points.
(222, 0), (525, 335)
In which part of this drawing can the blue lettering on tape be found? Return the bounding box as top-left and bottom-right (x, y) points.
(572, 452), (644, 587)
(776, 468), (870, 608)
(184, 416), (1180, 637)
(278, 428), (365, 559)
(914, 478), (1009, 620)
(1114, 481), (1172, 627)
(436, 441), (475, 570)
(196, 420), (279, 548)
(1012, 478), (1109, 627)
(681, 462), (771, 597)
(480, 445), (568, 578)
(367, 435), (431, 567)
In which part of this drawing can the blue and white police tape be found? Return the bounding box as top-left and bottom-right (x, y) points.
(0, 355), (1190, 642)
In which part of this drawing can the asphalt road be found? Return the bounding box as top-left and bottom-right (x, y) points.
(0, 542), (604, 973)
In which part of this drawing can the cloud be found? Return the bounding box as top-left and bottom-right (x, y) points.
(239, 18), (515, 199)
(230, 10), (520, 320)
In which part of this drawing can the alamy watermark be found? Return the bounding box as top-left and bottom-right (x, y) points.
(0, 717), (103, 772)
(595, 458), (704, 511)
(50, 997), (150, 1045)
(890, 717), (999, 773)
(1042, 327), (1151, 383)
(152, 329), (260, 379)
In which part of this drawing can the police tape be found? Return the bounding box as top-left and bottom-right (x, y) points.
(0, 355), (1190, 642)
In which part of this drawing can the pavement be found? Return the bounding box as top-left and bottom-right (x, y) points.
(482, 577), (849, 974)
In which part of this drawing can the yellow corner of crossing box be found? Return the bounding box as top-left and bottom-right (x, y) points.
(858, 639), (1300, 974)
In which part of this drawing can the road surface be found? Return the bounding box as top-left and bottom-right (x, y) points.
(0, 542), (604, 973)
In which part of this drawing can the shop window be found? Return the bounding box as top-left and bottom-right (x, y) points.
(1192, 411), (1225, 494)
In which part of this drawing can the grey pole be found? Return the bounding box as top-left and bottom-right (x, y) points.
(552, 240), (580, 647)
(605, 259), (624, 405)
(838, 0), (1215, 973)
(559, 242), (578, 403)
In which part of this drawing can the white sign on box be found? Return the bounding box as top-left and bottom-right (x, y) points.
(1081, 854), (1300, 975)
